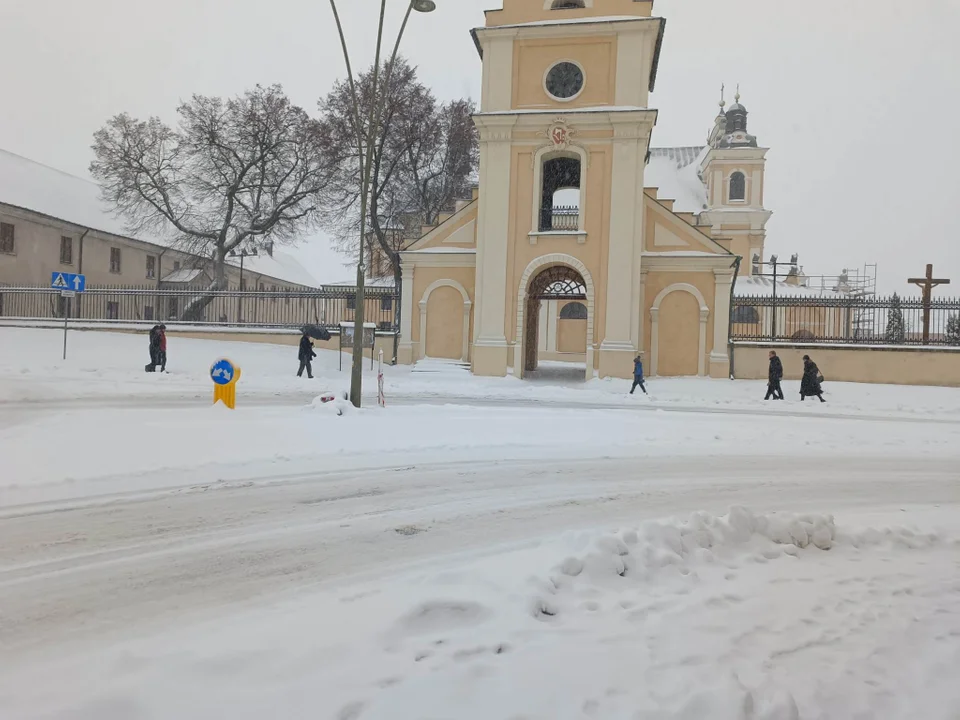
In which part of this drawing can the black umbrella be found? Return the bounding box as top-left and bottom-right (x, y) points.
(301, 324), (331, 341)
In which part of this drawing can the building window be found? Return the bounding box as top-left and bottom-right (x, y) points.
(551, 0), (585, 8)
(729, 171), (746, 202)
(0, 222), (14, 254)
(106, 301), (119, 320)
(168, 298), (178, 320)
(380, 295), (393, 311)
(146, 255), (156, 279)
(173, 260), (181, 271)
(539, 155), (581, 231)
(144, 305), (154, 321)
(110, 247), (122, 273)
(732, 305), (759, 324)
(559, 301), (588, 320)
(60, 236), (73, 265)
(346, 294), (356, 310)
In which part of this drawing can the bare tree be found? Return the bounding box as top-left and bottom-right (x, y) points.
(320, 59), (478, 287)
(91, 85), (331, 295)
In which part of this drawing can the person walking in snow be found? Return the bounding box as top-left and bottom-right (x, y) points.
(157, 324), (168, 373)
(630, 354), (647, 395)
(146, 325), (161, 372)
(765, 350), (784, 400)
(297, 332), (316, 379)
(799, 354), (826, 402)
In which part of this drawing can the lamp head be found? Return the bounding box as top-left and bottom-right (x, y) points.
(412, 0), (436, 11)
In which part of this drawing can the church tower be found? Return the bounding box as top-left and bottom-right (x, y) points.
(699, 88), (772, 276)
(398, 1), (740, 381)
(470, 0), (663, 379)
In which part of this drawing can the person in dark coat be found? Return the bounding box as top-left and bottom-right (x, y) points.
(799, 354), (826, 402)
(146, 325), (161, 372)
(765, 350), (784, 400)
(157, 325), (168, 373)
(630, 354), (647, 395)
(298, 332), (317, 378)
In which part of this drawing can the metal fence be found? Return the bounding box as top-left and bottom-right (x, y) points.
(731, 294), (960, 346)
(0, 284), (400, 332)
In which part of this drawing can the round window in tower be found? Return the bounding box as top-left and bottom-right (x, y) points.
(545, 61), (585, 101)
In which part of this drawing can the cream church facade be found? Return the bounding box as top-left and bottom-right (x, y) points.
(396, 0), (772, 379)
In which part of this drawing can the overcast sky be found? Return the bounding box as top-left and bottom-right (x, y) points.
(1, 0), (958, 291)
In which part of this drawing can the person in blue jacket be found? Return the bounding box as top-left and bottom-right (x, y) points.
(630, 354), (647, 395)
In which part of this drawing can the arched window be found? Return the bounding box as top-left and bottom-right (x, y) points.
(729, 171), (746, 202)
(559, 301), (588, 320)
(540, 155), (581, 231)
(552, 0), (585, 8)
(732, 305), (759, 324)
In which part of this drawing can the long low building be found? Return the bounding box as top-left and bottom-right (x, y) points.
(0, 148), (319, 294)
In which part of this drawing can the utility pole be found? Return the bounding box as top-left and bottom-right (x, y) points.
(327, 0), (437, 407)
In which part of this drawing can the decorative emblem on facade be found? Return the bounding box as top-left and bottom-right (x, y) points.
(545, 118), (576, 150)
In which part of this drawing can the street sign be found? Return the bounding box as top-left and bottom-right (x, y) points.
(210, 358), (237, 385)
(60, 290), (76, 298)
(51, 272), (86, 293)
(211, 358), (242, 409)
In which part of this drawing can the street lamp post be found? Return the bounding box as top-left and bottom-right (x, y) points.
(328, 0), (437, 408)
(229, 246), (258, 323)
(753, 253), (798, 340)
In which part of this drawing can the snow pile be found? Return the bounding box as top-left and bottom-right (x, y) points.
(532, 508), (838, 618)
(2, 502), (959, 720)
(307, 391), (354, 416)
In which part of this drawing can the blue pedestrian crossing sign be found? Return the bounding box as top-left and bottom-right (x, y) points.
(51, 272), (85, 293)
(210, 358), (237, 386)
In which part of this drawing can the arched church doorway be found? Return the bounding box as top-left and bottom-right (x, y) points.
(522, 264), (588, 378)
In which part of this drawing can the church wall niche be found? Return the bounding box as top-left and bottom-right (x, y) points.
(656, 290), (701, 376)
(425, 286), (466, 360)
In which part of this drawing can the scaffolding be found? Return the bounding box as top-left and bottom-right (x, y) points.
(801, 264), (878, 338)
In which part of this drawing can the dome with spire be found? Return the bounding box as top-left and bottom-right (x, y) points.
(719, 86), (758, 148)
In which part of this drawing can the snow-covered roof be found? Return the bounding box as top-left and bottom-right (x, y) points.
(476, 105), (649, 117)
(404, 247), (477, 254)
(734, 276), (846, 299)
(0, 148), (318, 288)
(0, 148), (152, 241)
(238, 251), (318, 288)
(327, 276), (396, 288)
(645, 146), (709, 214)
(643, 251), (721, 258)
(161, 268), (204, 284)
(484, 16), (650, 30)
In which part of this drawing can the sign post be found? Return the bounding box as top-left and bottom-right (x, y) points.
(51, 272), (85, 360)
(377, 349), (385, 407)
(211, 358), (242, 409)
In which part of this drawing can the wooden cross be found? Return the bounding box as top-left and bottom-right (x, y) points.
(908, 264), (951, 344)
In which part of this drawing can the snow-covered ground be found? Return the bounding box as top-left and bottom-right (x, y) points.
(2, 328), (959, 719)
(4, 327), (960, 420)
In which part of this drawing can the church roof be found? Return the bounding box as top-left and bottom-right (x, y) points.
(645, 146), (709, 214)
(0, 148), (319, 288)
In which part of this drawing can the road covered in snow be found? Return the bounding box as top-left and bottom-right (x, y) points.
(1, 328), (960, 719)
